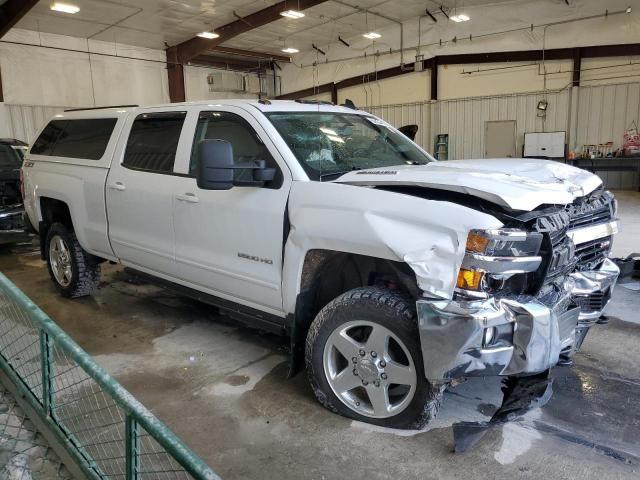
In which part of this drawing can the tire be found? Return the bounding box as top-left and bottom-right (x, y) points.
(45, 223), (100, 298)
(305, 286), (442, 429)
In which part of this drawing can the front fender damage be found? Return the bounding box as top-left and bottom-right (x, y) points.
(282, 181), (503, 313)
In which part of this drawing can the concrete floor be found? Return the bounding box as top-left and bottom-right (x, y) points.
(1, 191), (640, 479)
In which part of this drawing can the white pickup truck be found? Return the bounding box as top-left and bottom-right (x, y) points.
(22, 100), (619, 429)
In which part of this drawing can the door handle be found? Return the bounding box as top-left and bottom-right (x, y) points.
(176, 192), (199, 203)
(109, 182), (126, 191)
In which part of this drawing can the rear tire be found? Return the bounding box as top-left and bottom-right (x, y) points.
(305, 286), (442, 429)
(45, 223), (100, 298)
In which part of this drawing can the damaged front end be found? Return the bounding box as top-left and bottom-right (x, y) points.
(416, 189), (619, 385)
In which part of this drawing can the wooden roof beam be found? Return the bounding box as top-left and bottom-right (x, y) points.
(210, 46), (291, 63)
(0, 0), (39, 39)
(173, 0), (329, 63)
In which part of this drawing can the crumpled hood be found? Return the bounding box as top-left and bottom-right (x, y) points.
(335, 158), (602, 211)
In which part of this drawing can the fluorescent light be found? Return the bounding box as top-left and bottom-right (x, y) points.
(281, 10), (305, 19)
(197, 31), (219, 39)
(50, 3), (80, 14)
(363, 32), (381, 39)
(281, 47), (299, 54)
(450, 14), (470, 22)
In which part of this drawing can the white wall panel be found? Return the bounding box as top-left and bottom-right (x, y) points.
(0, 103), (68, 143)
(0, 30), (170, 107)
(368, 89), (570, 160)
(366, 102), (431, 151)
(574, 83), (640, 151)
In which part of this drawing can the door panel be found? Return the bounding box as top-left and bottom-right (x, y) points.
(106, 110), (187, 275)
(172, 108), (290, 312)
(485, 120), (517, 158)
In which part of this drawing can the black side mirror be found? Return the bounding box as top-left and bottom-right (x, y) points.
(197, 139), (234, 190)
(197, 139), (277, 190)
(398, 124), (418, 141)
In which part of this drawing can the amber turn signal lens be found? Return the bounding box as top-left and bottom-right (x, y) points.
(466, 232), (490, 253)
(456, 268), (484, 290)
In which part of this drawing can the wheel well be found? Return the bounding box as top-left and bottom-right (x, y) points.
(38, 197), (73, 259)
(40, 197), (72, 230)
(288, 249), (420, 377)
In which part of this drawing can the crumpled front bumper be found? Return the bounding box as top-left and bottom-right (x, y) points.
(417, 295), (580, 382)
(416, 258), (619, 382)
(570, 258), (619, 322)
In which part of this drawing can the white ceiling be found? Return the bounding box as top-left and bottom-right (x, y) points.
(12, 0), (640, 59)
(15, 0), (519, 52)
(15, 0), (283, 49)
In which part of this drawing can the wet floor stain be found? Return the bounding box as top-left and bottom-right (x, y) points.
(225, 374), (251, 386)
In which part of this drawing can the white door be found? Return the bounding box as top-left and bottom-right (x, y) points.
(172, 107), (291, 314)
(485, 120), (517, 158)
(106, 109), (188, 275)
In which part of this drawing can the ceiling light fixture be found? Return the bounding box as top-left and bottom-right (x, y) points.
(281, 10), (305, 19)
(281, 47), (299, 54)
(450, 14), (470, 22)
(363, 32), (382, 39)
(50, 2), (80, 14)
(197, 31), (219, 39)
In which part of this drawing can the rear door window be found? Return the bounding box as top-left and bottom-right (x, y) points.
(31, 119), (117, 160)
(123, 112), (187, 174)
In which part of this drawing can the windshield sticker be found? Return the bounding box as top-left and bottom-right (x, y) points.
(356, 170), (398, 175)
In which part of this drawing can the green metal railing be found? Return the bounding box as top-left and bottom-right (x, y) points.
(0, 272), (221, 480)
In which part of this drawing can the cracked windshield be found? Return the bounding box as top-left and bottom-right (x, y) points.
(267, 112), (433, 180)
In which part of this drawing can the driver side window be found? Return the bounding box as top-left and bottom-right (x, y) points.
(189, 111), (283, 189)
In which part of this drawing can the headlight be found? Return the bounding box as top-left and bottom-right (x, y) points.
(456, 229), (543, 296)
(466, 229), (542, 257)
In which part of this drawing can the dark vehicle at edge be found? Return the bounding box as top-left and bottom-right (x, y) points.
(0, 138), (30, 244)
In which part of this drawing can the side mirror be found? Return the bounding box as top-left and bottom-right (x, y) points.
(197, 139), (277, 190)
(398, 124), (418, 141)
(197, 139), (234, 190)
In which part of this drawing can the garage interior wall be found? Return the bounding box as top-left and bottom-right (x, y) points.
(0, 28), (269, 141)
(363, 81), (640, 178)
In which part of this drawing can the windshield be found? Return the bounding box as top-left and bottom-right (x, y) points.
(266, 112), (433, 180)
(0, 144), (22, 168)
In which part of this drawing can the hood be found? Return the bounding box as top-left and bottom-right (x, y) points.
(335, 159), (602, 211)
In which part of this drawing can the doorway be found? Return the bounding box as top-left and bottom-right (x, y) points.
(485, 120), (517, 158)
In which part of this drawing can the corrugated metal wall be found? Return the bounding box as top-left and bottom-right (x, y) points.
(574, 83), (640, 149)
(0, 104), (68, 143)
(367, 103), (431, 150)
(367, 89), (571, 159)
(434, 90), (570, 159)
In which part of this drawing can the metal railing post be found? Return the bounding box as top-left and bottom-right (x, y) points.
(40, 330), (54, 416)
(125, 413), (140, 480)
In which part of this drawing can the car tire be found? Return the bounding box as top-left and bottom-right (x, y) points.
(45, 223), (100, 298)
(305, 286), (442, 429)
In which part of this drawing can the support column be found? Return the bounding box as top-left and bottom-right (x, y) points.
(572, 47), (582, 87)
(430, 57), (439, 101)
(166, 47), (185, 103)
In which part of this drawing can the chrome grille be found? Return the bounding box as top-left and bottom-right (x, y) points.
(573, 288), (611, 313)
(574, 236), (612, 271)
(567, 190), (614, 271)
(567, 190), (614, 230)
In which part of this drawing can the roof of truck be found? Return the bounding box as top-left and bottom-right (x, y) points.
(55, 100), (366, 119)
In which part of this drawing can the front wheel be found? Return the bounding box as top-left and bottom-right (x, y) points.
(45, 223), (100, 298)
(305, 287), (441, 429)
